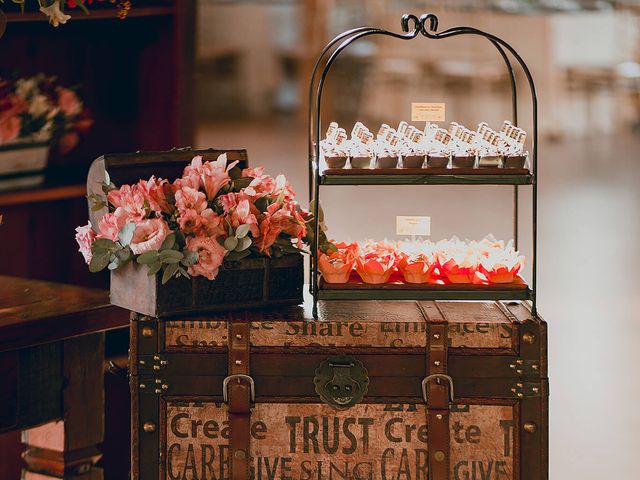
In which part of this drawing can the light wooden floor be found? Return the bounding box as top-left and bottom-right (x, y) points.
(197, 118), (640, 479)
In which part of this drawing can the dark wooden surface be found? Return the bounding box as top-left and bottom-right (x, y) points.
(0, 276), (129, 479)
(0, 275), (128, 353)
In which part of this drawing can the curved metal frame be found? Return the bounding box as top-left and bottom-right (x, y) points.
(308, 13), (538, 318)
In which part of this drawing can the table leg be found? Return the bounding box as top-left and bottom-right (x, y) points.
(21, 333), (105, 480)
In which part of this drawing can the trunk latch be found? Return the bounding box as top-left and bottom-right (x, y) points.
(314, 356), (369, 410)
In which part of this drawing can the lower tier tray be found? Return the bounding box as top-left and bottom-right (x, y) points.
(318, 275), (531, 301)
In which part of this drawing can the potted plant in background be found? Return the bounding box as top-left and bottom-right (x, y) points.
(0, 74), (92, 183)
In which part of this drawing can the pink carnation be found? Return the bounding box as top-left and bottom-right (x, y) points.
(97, 209), (127, 241)
(228, 198), (259, 236)
(242, 166), (265, 178)
(75, 222), (96, 264)
(137, 176), (170, 213)
(175, 186), (207, 214)
(130, 218), (171, 255)
(107, 185), (146, 222)
(186, 236), (226, 281)
(180, 154), (238, 200)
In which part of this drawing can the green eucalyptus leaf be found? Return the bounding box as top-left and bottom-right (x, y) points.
(161, 263), (179, 284)
(178, 267), (190, 278)
(147, 262), (162, 276)
(89, 250), (111, 273)
(225, 249), (251, 261)
(181, 250), (199, 267)
(236, 236), (251, 252)
(160, 250), (184, 263)
(93, 238), (116, 252)
(118, 222), (136, 247)
(137, 250), (160, 265)
(116, 247), (133, 263)
(235, 224), (250, 239)
(161, 233), (176, 251)
(224, 236), (238, 251)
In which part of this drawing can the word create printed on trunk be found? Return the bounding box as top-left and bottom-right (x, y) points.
(164, 402), (515, 480)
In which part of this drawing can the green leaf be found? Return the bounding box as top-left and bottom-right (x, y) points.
(228, 166), (242, 180)
(160, 249), (184, 263)
(225, 249), (251, 261)
(161, 263), (179, 284)
(147, 262), (162, 276)
(177, 267), (190, 278)
(224, 236), (238, 251)
(118, 222), (136, 247)
(137, 250), (160, 265)
(160, 233), (176, 251)
(181, 250), (199, 267)
(236, 236), (251, 252)
(93, 238), (116, 252)
(115, 247), (133, 263)
(174, 230), (186, 247)
(235, 224), (250, 239)
(89, 250), (111, 272)
(254, 197), (269, 212)
(233, 177), (253, 190)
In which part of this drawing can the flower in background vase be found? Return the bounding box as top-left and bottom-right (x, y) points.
(40, 1), (71, 27)
(0, 114), (20, 143)
(107, 184), (147, 222)
(318, 241), (358, 284)
(186, 236), (226, 280)
(130, 219), (170, 255)
(57, 87), (82, 116)
(75, 222), (96, 264)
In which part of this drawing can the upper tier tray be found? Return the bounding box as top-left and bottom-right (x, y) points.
(318, 275), (531, 301)
(320, 167), (533, 185)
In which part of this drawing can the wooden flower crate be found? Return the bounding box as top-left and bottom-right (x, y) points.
(110, 254), (304, 317)
(87, 149), (305, 318)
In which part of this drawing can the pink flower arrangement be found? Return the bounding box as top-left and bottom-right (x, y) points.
(77, 154), (313, 284)
(0, 75), (92, 154)
(318, 236), (525, 286)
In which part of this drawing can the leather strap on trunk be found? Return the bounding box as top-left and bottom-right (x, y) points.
(227, 319), (252, 480)
(420, 301), (451, 480)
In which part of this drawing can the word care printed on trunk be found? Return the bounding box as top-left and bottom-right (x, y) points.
(164, 402), (515, 480)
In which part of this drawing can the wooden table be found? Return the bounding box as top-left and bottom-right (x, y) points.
(0, 276), (129, 479)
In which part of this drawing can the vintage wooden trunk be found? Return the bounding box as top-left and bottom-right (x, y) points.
(129, 297), (548, 480)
